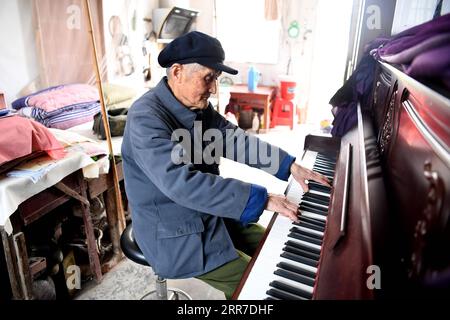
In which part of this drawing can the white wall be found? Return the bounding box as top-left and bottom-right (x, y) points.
(0, 0), (39, 103)
(189, 0), (214, 35)
(306, 0), (353, 125)
(190, 0), (307, 87)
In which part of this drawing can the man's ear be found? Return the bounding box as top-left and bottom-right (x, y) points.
(170, 63), (183, 83)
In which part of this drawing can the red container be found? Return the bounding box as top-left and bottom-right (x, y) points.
(280, 80), (296, 100)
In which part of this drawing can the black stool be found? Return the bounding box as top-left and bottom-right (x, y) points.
(120, 224), (192, 300)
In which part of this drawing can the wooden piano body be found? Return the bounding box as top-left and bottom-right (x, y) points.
(234, 61), (450, 299)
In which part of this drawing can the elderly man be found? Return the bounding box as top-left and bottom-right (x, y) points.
(121, 31), (330, 299)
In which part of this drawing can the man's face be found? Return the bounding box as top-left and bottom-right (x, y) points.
(176, 65), (221, 109)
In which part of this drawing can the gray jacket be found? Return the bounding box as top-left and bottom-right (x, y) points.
(121, 78), (292, 278)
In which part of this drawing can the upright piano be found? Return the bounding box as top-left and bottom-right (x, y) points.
(234, 61), (450, 300)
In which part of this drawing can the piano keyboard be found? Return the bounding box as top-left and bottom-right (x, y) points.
(237, 151), (337, 300)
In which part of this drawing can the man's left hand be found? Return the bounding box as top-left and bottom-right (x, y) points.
(290, 162), (331, 192)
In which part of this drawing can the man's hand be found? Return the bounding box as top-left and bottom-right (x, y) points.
(265, 193), (299, 222)
(290, 162), (331, 192)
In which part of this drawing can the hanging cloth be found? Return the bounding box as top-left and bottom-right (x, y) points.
(264, 0), (280, 21)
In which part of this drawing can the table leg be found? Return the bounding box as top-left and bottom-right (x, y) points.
(13, 232), (34, 299)
(76, 173), (102, 283)
(101, 187), (125, 273)
(1, 227), (23, 299)
(264, 96), (270, 130)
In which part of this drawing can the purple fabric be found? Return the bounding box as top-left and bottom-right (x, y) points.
(378, 13), (450, 56)
(406, 44), (450, 78)
(375, 13), (450, 89)
(382, 33), (450, 64)
(329, 55), (376, 137)
(330, 15), (450, 137)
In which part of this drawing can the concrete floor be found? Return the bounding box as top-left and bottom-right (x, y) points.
(75, 124), (320, 300)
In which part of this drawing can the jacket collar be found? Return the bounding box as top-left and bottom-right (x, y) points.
(154, 77), (203, 129)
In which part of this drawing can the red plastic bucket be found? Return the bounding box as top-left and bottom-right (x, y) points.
(280, 79), (296, 100)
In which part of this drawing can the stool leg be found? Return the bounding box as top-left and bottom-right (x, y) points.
(139, 275), (193, 300)
(155, 276), (168, 300)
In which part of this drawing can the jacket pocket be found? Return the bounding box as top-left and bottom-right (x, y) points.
(155, 217), (205, 278)
(156, 218), (205, 239)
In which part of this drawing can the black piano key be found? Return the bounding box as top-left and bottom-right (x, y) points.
(312, 169), (335, 178)
(274, 268), (315, 287)
(302, 196), (330, 207)
(288, 232), (322, 246)
(316, 153), (337, 162)
(304, 192), (330, 203)
(300, 201), (329, 213)
(314, 159), (333, 166)
(300, 204), (328, 216)
(299, 193), (330, 207)
(312, 168), (334, 178)
(314, 159), (335, 167)
(285, 240), (321, 256)
(302, 194), (330, 206)
(307, 185), (332, 195)
(283, 244), (320, 262)
(277, 261), (317, 279)
(308, 181), (332, 191)
(281, 251), (318, 267)
(313, 161), (335, 171)
(299, 216), (326, 228)
(266, 288), (306, 300)
(293, 220), (325, 232)
(290, 226), (323, 241)
(313, 163), (335, 172)
(300, 204), (329, 215)
(270, 280), (313, 300)
(284, 242), (321, 260)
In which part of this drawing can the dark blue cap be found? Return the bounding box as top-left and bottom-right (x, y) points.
(158, 31), (238, 75)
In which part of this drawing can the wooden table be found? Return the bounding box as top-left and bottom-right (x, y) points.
(1, 169), (101, 300)
(228, 85), (275, 131)
(1, 160), (125, 300)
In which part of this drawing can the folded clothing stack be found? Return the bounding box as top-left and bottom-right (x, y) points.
(101, 83), (137, 111)
(92, 83), (137, 139)
(12, 84), (101, 130)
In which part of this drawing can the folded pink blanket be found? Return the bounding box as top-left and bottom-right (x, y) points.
(0, 116), (66, 165)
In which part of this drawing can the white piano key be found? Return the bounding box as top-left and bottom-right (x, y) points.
(300, 210), (327, 222)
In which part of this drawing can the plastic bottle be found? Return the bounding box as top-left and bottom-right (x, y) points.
(248, 66), (259, 92)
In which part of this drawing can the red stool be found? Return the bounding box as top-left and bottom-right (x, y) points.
(270, 98), (294, 129)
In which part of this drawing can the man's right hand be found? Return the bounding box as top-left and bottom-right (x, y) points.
(265, 193), (299, 222)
